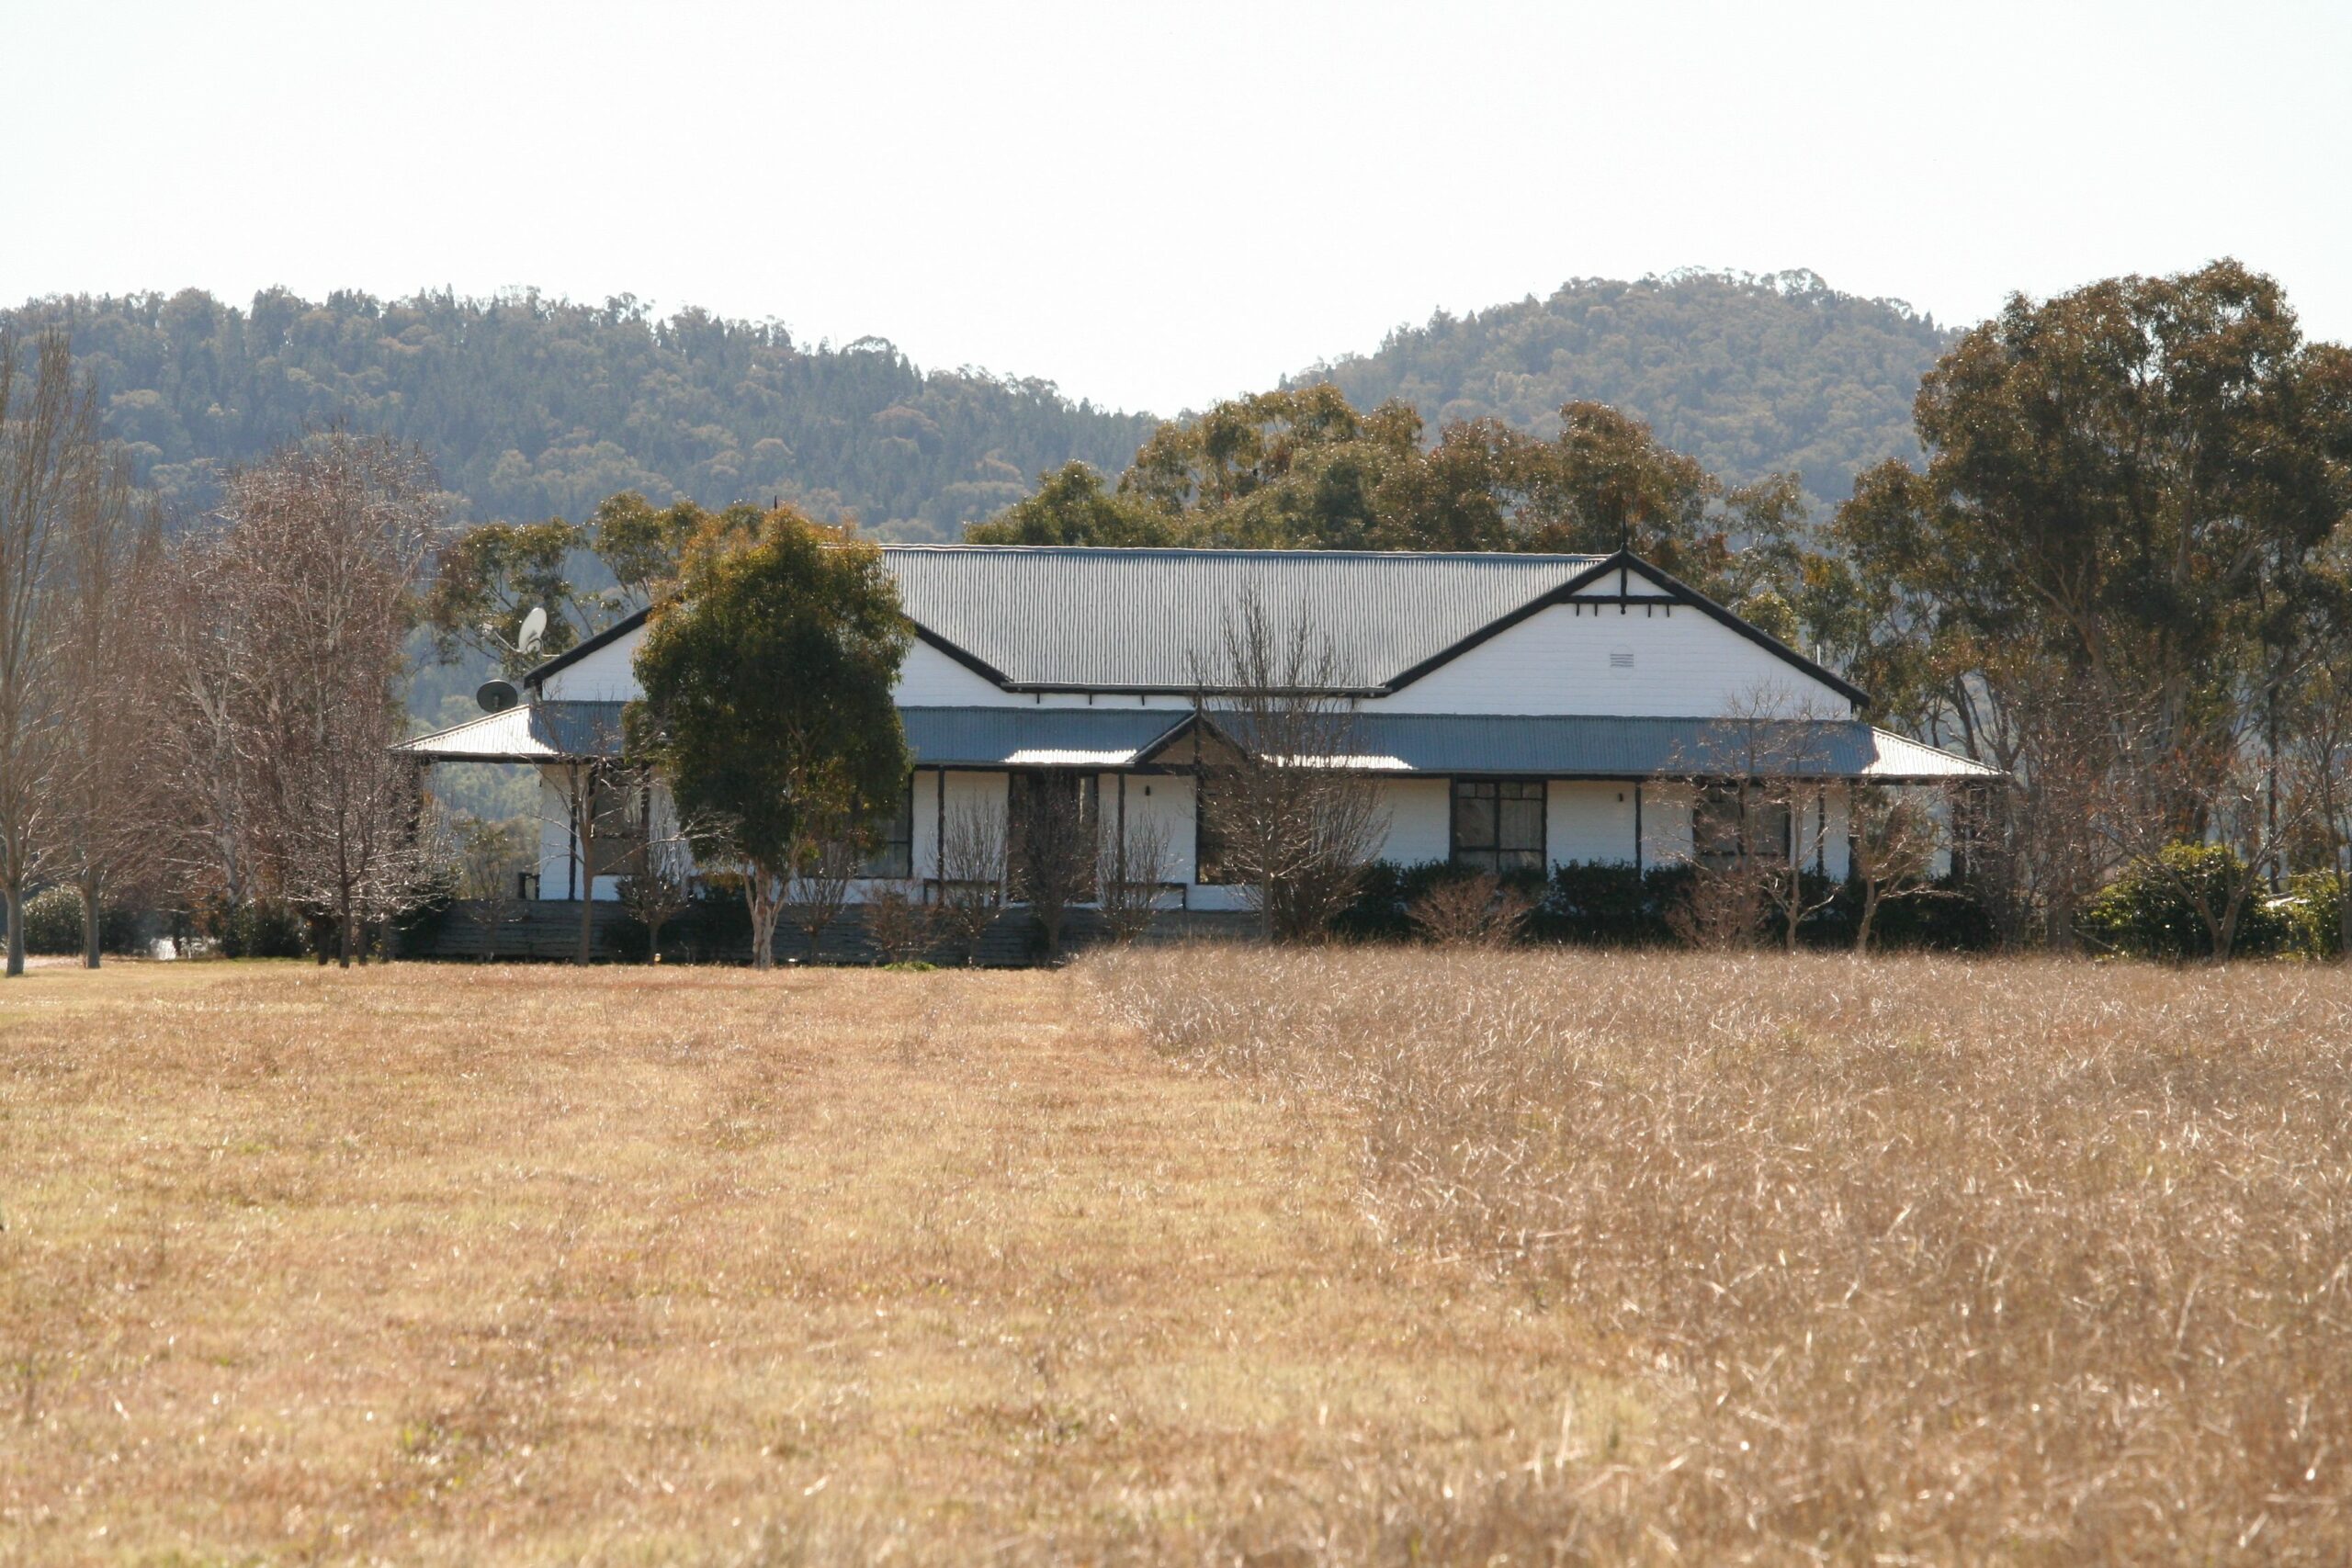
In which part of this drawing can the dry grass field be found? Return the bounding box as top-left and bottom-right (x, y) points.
(1102, 949), (2352, 1563)
(3, 951), (2349, 1564)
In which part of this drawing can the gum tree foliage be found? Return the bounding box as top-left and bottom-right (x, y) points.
(970, 385), (1806, 614)
(424, 492), (742, 676)
(1817, 260), (2352, 950)
(628, 508), (910, 970)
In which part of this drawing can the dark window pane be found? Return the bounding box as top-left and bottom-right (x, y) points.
(1499, 796), (1544, 854)
(864, 779), (914, 877)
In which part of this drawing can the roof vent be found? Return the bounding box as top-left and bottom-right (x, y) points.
(1609, 651), (1634, 671)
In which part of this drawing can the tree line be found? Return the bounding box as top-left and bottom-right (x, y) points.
(2, 287), (1157, 542)
(1295, 268), (1955, 514)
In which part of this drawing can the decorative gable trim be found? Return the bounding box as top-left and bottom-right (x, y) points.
(1380, 550), (1870, 709)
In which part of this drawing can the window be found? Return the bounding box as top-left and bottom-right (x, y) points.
(1691, 783), (1790, 869)
(1451, 779), (1544, 874)
(864, 778), (915, 877)
(1193, 777), (1238, 885)
(586, 775), (648, 879)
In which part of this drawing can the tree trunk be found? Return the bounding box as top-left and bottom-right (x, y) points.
(573, 767), (596, 966)
(5, 883), (23, 977)
(339, 906), (356, 970)
(1855, 887), (1880, 954)
(80, 874), (102, 969)
(747, 874), (780, 971)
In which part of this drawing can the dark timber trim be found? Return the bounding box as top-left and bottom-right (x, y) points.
(1379, 551), (1871, 709)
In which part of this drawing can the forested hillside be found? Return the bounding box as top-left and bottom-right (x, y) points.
(4, 288), (1158, 541)
(1294, 270), (1955, 512)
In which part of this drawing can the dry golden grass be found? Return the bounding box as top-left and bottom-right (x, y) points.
(11, 953), (2350, 1564)
(1099, 947), (2352, 1563)
(1, 959), (1595, 1566)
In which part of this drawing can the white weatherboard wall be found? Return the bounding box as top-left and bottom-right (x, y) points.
(896, 640), (1192, 709)
(1374, 779), (1451, 865)
(1373, 603), (1848, 718)
(1640, 783), (1695, 869)
(538, 629), (645, 702)
(1102, 772), (1194, 888)
(1549, 781), (1638, 866)
(1822, 785), (1851, 880)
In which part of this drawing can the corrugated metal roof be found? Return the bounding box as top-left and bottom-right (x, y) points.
(398, 702), (627, 761)
(881, 546), (1604, 690)
(901, 706), (1192, 767)
(401, 701), (1993, 780)
(1308, 714), (2000, 780)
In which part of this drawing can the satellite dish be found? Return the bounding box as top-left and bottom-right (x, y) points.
(476, 680), (520, 714)
(516, 605), (548, 656)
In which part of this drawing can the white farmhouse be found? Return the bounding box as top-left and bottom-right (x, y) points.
(401, 545), (1993, 929)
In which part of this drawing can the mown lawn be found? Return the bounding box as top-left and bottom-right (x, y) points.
(0, 959), (1597, 1565)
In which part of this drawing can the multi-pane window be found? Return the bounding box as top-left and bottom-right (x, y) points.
(864, 779), (915, 878)
(1451, 779), (1544, 874)
(1691, 783), (1790, 869)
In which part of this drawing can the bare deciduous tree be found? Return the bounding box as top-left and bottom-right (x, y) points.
(47, 434), (149, 967)
(1096, 799), (1172, 946)
(863, 879), (935, 964)
(1187, 591), (1387, 942)
(453, 815), (532, 959)
(1408, 872), (1532, 946)
(0, 328), (100, 976)
(1849, 784), (1946, 953)
(787, 796), (865, 963)
(207, 433), (447, 966)
(1010, 772), (1097, 962)
(1672, 691), (1841, 953)
(933, 795), (1008, 964)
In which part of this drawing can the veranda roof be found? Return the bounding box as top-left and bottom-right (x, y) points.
(400, 701), (1994, 782)
(1301, 714), (1999, 781)
(397, 702), (628, 762)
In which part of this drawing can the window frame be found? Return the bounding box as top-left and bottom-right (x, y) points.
(863, 775), (916, 878)
(1691, 781), (1792, 869)
(1193, 773), (1241, 886)
(1447, 777), (1547, 876)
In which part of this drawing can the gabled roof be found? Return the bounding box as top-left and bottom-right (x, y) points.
(520, 545), (1868, 707)
(397, 702), (627, 762)
(883, 545), (1607, 692)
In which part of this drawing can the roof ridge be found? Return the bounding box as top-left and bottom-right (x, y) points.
(880, 543), (1607, 563)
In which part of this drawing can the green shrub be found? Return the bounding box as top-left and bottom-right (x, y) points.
(391, 864), (462, 957)
(2078, 844), (2303, 960)
(1823, 872), (1996, 953)
(218, 901), (310, 959)
(12, 886), (145, 955)
(2275, 870), (2346, 960)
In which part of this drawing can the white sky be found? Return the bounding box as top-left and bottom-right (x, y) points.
(4, 0), (2347, 416)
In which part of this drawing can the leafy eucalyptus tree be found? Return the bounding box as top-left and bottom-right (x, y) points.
(628, 508), (910, 969)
